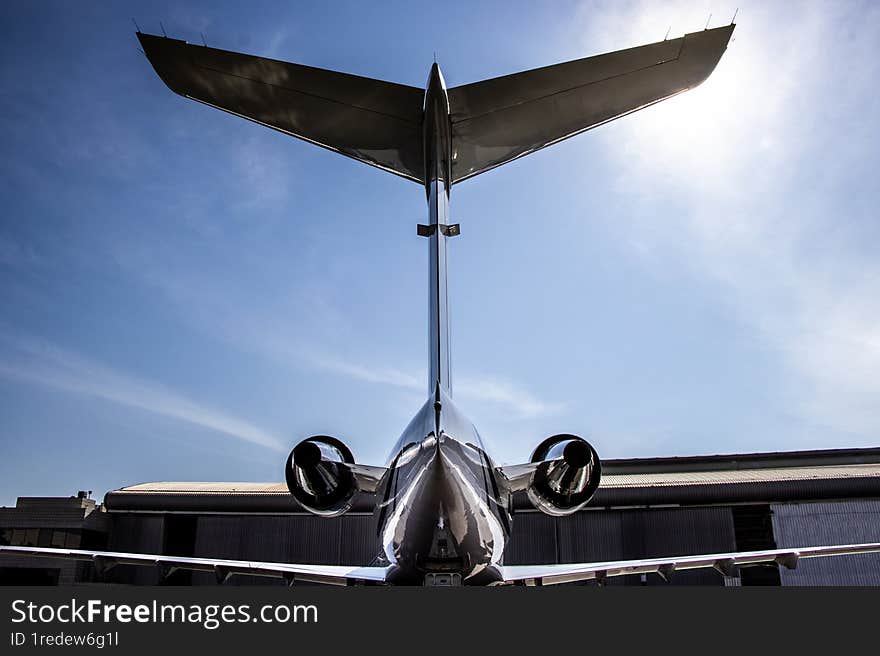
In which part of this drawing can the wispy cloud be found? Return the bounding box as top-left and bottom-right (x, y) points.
(300, 351), (564, 419)
(118, 248), (566, 419)
(579, 2), (880, 438)
(455, 375), (567, 419)
(303, 351), (422, 390)
(228, 133), (294, 215)
(262, 27), (293, 60)
(0, 333), (285, 452)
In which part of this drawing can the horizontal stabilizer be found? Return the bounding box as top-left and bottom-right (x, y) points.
(138, 25), (733, 187)
(137, 33), (426, 182)
(447, 25), (735, 183)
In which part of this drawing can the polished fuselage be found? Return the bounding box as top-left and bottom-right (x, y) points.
(377, 387), (511, 585)
(375, 65), (512, 585)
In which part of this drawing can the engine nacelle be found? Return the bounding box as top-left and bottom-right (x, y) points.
(285, 435), (357, 517)
(527, 434), (601, 517)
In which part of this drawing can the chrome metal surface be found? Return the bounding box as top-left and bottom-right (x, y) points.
(285, 436), (357, 517)
(424, 63), (453, 395)
(427, 180), (451, 396)
(377, 385), (509, 584)
(526, 435), (602, 516)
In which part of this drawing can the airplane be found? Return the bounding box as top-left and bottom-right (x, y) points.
(4, 22), (880, 586)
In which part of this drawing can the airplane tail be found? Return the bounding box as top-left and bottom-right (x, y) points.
(446, 25), (734, 183)
(138, 24), (733, 184)
(137, 33), (426, 183)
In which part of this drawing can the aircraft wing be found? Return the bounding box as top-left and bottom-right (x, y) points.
(137, 33), (426, 183)
(447, 24), (734, 183)
(499, 542), (880, 586)
(0, 545), (388, 586)
(7, 542), (880, 586)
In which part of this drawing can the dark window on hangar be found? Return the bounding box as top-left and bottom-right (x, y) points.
(3, 528), (41, 546)
(161, 514), (197, 585)
(732, 505), (781, 586)
(80, 529), (106, 550)
(2, 529), (84, 549)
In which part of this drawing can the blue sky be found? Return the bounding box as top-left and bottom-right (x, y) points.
(1, 1), (879, 506)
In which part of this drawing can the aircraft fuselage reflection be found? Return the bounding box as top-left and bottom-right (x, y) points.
(375, 67), (510, 584)
(378, 386), (509, 585)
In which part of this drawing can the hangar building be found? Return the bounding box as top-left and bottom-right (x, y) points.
(2, 447), (880, 586)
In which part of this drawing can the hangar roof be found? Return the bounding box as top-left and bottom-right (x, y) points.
(103, 447), (880, 513)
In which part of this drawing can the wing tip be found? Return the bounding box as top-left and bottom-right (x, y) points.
(136, 32), (192, 97)
(679, 22), (736, 89)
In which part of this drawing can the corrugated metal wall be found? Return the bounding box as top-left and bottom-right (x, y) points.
(98, 500), (880, 585)
(190, 514), (380, 586)
(771, 500), (880, 585)
(505, 512), (557, 565)
(178, 508), (736, 586)
(107, 515), (164, 585)
(508, 507), (736, 585)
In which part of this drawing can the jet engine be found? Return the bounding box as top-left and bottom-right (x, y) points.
(285, 436), (357, 517)
(527, 434), (601, 516)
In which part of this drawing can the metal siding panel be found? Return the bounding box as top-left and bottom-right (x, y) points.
(641, 507), (735, 554)
(639, 507), (734, 586)
(106, 515), (163, 585)
(110, 513), (385, 584)
(339, 515), (380, 566)
(282, 516), (342, 564)
(192, 517), (246, 586)
(504, 513), (557, 565)
(240, 517), (294, 562)
(554, 511), (629, 585)
(193, 515), (347, 564)
(238, 517), (302, 587)
(557, 510), (626, 562)
(194, 517), (243, 559)
(557, 507), (735, 585)
(84, 497), (880, 586)
(192, 515), (345, 586)
(772, 500), (880, 585)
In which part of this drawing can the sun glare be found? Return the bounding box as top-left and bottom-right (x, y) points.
(577, 3), (775, 186)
